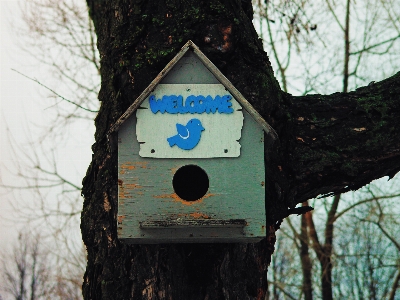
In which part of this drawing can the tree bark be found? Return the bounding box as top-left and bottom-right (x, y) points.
(81, 0), (400, 299)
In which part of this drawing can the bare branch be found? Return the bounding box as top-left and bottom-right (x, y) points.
(11, 69), (98, 113)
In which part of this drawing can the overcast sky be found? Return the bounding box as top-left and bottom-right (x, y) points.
(1, 0), (36, 250)
(0, 0), (94, 254)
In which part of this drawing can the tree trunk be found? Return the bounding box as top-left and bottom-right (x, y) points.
(81, 0), (400, 299)
(82, 1), (282, 299)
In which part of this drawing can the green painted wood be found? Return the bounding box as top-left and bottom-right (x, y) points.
(161, 51), (219, 84)
(118, 110), (265, 243)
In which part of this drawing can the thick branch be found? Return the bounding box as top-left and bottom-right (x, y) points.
(283, 72), (400, 204)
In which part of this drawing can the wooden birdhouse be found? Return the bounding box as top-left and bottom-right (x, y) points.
(109, 41), (276, 243)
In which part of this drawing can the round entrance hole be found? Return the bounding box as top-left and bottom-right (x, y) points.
(172, 165), (209, 201)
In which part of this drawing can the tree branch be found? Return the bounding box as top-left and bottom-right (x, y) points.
(11, 69), (98, 113)
(283, 72), (400, 204)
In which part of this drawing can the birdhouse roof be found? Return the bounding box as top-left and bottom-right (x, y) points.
(108, 40), (277, 141)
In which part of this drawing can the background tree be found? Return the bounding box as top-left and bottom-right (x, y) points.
(0, 230), (82, 300)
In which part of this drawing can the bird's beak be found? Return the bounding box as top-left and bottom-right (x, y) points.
(200, 125), (205, 131)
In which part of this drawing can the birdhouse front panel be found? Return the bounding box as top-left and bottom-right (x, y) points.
(118, 110), (265, 243)
(115, 43), (270, 243)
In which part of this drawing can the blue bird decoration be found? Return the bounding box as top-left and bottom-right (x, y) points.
(167, 118), (205, 150)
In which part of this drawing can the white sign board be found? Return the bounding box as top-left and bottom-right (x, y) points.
(136, 84), (243, 158)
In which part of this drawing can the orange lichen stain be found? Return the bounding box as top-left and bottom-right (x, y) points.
(172, 212), (211, 220)
(118, 184), (134, 199)
(119, 181), (140, 199)
(170, 167), (179, 174)
(154, 193), (215, 206)
(125, 183), (141, 189)
(120, 163), (136, 170)
(119, 186), (126, 199)
(201, 193), (215, 200)
(117, 227), (124, 235)
(190, 212), (211, 219)
(117, 215), (125, 224)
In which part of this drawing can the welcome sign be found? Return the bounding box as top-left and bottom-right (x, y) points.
(136, 84), (244, 158)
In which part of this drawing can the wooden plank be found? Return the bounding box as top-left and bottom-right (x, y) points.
(121, 227), (252, 244)
(140, 219), (246, 228)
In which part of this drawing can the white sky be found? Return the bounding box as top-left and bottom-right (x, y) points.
(0, 0), (95, 255)
(1, 0), (36, 250)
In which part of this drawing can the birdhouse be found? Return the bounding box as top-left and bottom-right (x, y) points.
(109, 41), (277, 243)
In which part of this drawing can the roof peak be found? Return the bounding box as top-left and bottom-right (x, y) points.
(108, 40), (277, 142)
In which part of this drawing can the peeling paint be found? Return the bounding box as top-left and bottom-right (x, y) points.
(118, 184), (125, 199)
(125, 183), (142, 189)
(119, 183), (142, 199)
(153, 192), (215, 205)
(170, 167), (179, 174)
(120, 161), (148, 170)
(118, 215), (125, 224)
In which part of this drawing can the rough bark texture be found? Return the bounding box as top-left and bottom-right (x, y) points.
(81, 0), (400, 299)
(284, 77), (400, 203)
